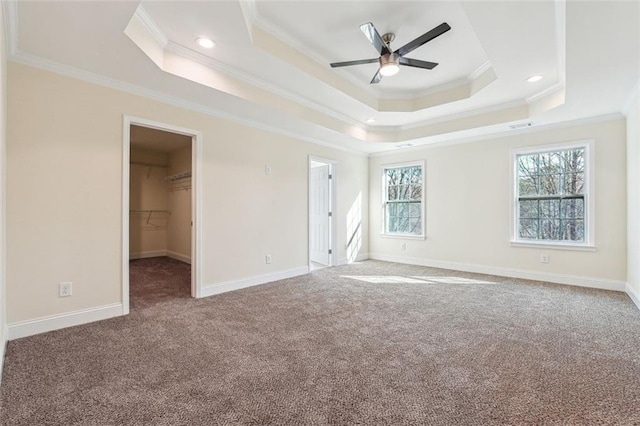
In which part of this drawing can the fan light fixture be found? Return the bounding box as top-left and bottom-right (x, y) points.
(379, 53), (400, 77)
(196, 36), (215, 49)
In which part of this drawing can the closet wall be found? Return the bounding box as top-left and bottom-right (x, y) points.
(166, 145), (192, 263)
(129, 148), (170, 258)
(129, 136), (192, 262)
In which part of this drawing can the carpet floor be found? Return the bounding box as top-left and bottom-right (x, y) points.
(1, 258), (639, 425)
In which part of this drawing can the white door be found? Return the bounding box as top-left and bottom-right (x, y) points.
(310, 164), (330, 265)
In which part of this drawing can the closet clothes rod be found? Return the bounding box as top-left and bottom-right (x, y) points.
(129, 210), (172, 225)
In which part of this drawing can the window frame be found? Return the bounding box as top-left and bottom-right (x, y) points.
(380, 160), (426, 240)
(510, 140), (596, 250)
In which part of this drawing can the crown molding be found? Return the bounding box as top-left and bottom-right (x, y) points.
(8, 52), (368, 156)
(133, 4), (168, 48)
(2, 0), (18, 56)
(525, 81), (565, 104)
(369, 112), (624, 156)
(165, 41), (364, 129)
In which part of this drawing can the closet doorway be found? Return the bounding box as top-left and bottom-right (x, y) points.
(122, 117), (202, 314)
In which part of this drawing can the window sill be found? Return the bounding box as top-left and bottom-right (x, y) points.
(509, 241), (597, 252)
(380, 233), (426, 241)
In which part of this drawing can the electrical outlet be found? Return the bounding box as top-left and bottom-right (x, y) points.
(400, 243), (406, 251)
(265, 255), (272, 264)
(540, 254), (550, 263)
(265, 165), (271, 175)
(59, 282), (72, 297)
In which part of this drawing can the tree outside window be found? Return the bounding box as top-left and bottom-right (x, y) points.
(383, 164), (423, 236)
(516, 147), (586, 242)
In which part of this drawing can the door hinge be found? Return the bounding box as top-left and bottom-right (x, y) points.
(328, 212), (332, 217)
(328, 249), (332, 255)
(328, 174), (332, 179)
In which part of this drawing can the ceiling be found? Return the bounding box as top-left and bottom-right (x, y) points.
(5, 1), (639, 154)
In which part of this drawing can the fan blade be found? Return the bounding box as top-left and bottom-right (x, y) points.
(360, 22), (391, 55)
(330, 58), (379, 68)
(370, 69), (383, 84)
(394, 23), (451, 57)
(399, 57), (438, 70)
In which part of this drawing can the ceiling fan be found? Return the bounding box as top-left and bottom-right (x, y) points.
(330, 22), (451, 84)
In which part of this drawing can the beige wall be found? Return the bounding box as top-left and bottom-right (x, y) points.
(129, 148), (169, 256)
(627, 98), (640, 301)
(166, 145), (192, 262)
(369, 118), (627, 283)
(6, 62), (369, 323)
(0, 4), (7, 360)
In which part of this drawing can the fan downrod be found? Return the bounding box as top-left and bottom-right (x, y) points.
(382, 33), (395, 46)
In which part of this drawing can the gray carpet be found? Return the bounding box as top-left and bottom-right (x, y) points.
(1, 258), (639, 425)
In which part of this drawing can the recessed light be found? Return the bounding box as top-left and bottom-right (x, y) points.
(366, 118), (376, 123)
(196, 37), (215, 49)
(526, 74), (543, 83)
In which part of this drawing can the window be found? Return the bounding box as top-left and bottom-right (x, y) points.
(382, 162), (424, 238)
(514, 142), (592, 246)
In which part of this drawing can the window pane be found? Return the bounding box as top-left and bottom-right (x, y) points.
(540, 219), (561, 240)
(539, 174), (560, 195)
(384, 165), (423, 235)
(562, 149), (585, 173)
(409, 203), (421, 217)
(561, 198), (584, 219)
(539, 199), (560, 219)
(539, 151), (562, 175)
(396, 217), (410, 233)
(561, 219), (584, 241)
(388, 217), (398, 233)
(519, 200), (539, 219)
(387, 185), (398, 201)
(562, 173), (584, 195)
(519, 219), (539, 239)
(518, 154), (538, 176)
(408, 218), (421, 235)
(519, 176), (538, 196)
(386, 168), (399, 184)
(410, 169), (421, 185)
(409, 185), (422, 200)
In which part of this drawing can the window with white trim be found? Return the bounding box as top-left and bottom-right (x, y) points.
(515, 144), (589, 243)
(382, 162), (424, 237)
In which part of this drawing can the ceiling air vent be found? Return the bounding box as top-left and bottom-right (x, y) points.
(509, 122), (533, 130)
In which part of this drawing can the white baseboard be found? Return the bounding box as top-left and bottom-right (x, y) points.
(166, 250), (191, 264)
(200, 266), (310, 298)
(7, 303), (124, 340)
(129, 250), (167, 260)
(368, 253), (626, 292)
(337, 253), (370, 266)
(626, 283), (640, 310)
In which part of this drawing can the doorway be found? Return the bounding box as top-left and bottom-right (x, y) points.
(309, 157), (336, 270)
(122, 116), (202, 314)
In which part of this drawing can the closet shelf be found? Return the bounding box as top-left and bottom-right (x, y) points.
(130, 161), (168, 168)
(129, 210), (172, 214)
(165, 172), (191, 182)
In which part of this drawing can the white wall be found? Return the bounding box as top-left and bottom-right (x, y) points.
(166, 145), (192, 263)
(627, 97), (640, 307)
(369, 118), (628, 289)
(6, 62), (369, 326)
